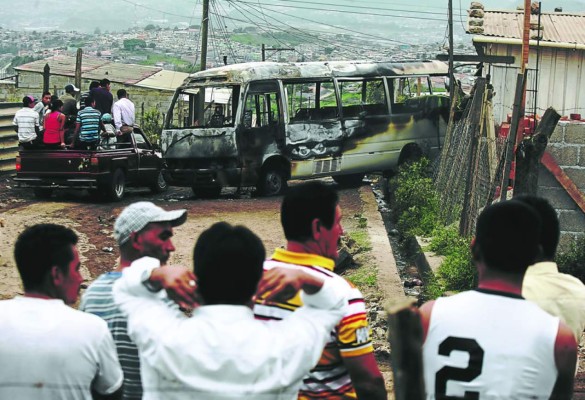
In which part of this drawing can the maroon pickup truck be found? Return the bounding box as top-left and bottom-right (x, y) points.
(14, 128), (167, 201)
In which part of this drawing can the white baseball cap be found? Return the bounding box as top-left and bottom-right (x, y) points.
(114, 202), (187, 245)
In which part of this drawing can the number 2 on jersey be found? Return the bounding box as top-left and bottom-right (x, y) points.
(435, 337), (485, 399)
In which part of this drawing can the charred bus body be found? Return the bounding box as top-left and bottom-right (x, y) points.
(162, 60), (450, 197)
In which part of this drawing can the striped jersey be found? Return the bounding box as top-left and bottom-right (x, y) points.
(76, 106), (101, 142)
(254, 249), (374, 399)
(13, 107), (39, 143)
(79, 272), (143, 400)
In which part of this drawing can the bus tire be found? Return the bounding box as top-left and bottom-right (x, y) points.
(105, 168), (126, 201)
(332, 173), (365, 187)
(258, 167), (287, 196)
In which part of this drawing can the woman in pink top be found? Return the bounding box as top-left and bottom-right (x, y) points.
(43, 99), (66, 148)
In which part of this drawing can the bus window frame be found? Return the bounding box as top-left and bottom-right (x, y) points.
(334, 77), (391, 119)
(282, 79), (340, 124)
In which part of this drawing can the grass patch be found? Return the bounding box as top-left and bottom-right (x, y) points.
(345, 267), (378, 288)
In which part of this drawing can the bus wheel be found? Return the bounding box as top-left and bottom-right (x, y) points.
(192, 185), (222, 199)
(332, 173), (364, 187)
(259, 168), (288, 196)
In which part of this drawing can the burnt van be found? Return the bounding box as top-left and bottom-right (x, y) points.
(161, 60), (450, 197)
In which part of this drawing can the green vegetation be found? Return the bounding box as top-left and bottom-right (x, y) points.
(389, 158), (441, 238)
(123, 38), (147, 50)
(142, 108), (163, 145)
(558, 236), (585, 283)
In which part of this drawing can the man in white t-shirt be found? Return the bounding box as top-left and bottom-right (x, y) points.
(0, 223), (123, 400)
(13, 95), (40, 148)
(420, 200), (577, 400)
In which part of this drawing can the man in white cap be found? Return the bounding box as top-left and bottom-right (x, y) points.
(80, 201), (187, 400)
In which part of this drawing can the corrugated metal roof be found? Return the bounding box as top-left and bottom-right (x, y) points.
(138, 69), (189, 91)
(468, 10), (585, 46)
(14, 55), (186, 91)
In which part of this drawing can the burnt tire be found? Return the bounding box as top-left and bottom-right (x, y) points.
(258, 168), (287, 196)
(106, 169), (126, 201)
(150, 171), (168, 193)
(33, 188), (53, 199)
(332, 173), (365, 187)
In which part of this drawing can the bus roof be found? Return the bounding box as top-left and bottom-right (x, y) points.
(181, 60), (448, 87)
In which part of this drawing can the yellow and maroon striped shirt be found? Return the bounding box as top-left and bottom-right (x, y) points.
(254, 248), (374, 399)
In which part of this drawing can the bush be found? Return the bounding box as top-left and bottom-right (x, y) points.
(558, 236), (585, 283)
(389, 158), (440, 238)
(423, 232), (476, 300)
(142, 108), (162, 146)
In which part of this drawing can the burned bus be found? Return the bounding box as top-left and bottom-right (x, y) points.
(161, 60), (450, 197)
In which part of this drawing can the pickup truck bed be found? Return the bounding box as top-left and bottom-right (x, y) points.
(14, 128), (167, 201)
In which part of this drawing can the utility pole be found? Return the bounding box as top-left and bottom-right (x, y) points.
(448, 0), (454, 104)
(200, 0), (209, 72)
(75, 48), (82, 100)
(261, 43), (295, 61)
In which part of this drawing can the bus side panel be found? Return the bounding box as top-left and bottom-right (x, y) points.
(161, 128), (238, 159)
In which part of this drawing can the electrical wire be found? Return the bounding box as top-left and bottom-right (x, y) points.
(211, 0), (240, 63)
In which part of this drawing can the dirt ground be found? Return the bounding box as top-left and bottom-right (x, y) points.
(0, 176), (395, 397)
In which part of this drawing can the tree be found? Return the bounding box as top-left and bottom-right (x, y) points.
(148, 42), (156, 49)
(123, 39), (147, 50)
(94, 27), (101, 35)
(145, 24), (157, 31)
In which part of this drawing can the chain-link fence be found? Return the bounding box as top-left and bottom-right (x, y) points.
(433, 78), (508, 236)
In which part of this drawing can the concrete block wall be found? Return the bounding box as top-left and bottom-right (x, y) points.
(538, 120), (585, 249)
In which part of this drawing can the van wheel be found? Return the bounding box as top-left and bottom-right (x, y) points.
(106, 169), (126, 201)
(150, 171), (168, 193)
(258, 167), (287, 196)
(332, 173), (364, 187)
(192, 185), (222, 199)
(33, 188), (53, 199)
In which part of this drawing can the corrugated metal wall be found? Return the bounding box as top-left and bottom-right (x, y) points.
(0, 103), (21, 175)
(483, 44), (585, 123)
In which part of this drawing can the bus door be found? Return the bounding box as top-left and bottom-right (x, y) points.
(237, 80), (285, 185)
(336, 77), (393, 173)
(282, 80), (344, 178)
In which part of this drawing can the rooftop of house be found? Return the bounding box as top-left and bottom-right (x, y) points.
(15, 55), (189, 91)
(467, 8), (585, 47)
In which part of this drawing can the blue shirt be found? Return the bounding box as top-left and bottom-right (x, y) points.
(76, 106), (101, 142)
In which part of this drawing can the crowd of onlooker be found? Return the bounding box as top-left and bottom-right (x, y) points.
(13, 79), (136, 151)
(0, 179), (583, 399)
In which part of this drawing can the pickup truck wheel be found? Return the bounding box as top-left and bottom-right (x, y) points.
(33, 188), (53, 199)
(150, 171), (168, 193)
(107, 169), (126, 201)
(258, 167), (287, 196)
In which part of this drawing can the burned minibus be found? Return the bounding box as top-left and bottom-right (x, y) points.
(161, 60), (450, 197)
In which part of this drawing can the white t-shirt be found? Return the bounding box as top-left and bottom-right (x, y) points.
(13, 107), (39, 143)
(423, 289), (559, 400)
(113, 257), (349, 400)
(0, 297), (123, 400)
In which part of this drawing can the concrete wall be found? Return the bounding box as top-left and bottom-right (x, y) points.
(14, 71), (175, 124)
(537, 120), (585, 249)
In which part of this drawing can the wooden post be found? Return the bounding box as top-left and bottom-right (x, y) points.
(500, 72), (526, 201)
(75, 48), (82, 100)
(43, 63), (50, 94)
(514, 108), (561, 196)
(387, 299), (425, 400)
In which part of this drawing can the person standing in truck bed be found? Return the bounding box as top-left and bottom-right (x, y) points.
(73, 96), (103, 150)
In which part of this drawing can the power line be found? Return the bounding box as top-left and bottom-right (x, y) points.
(235, 0), (451, 22)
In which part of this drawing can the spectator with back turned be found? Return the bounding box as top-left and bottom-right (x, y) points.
(519, 195), (585, 357)
(91, 78), (114, 115)
(112, 88), (135, 142)
(13, 95), (40, 149)
(254, 181), (387, 400)
(420, 200), (577, 399)
(73, 96), (103, 149)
